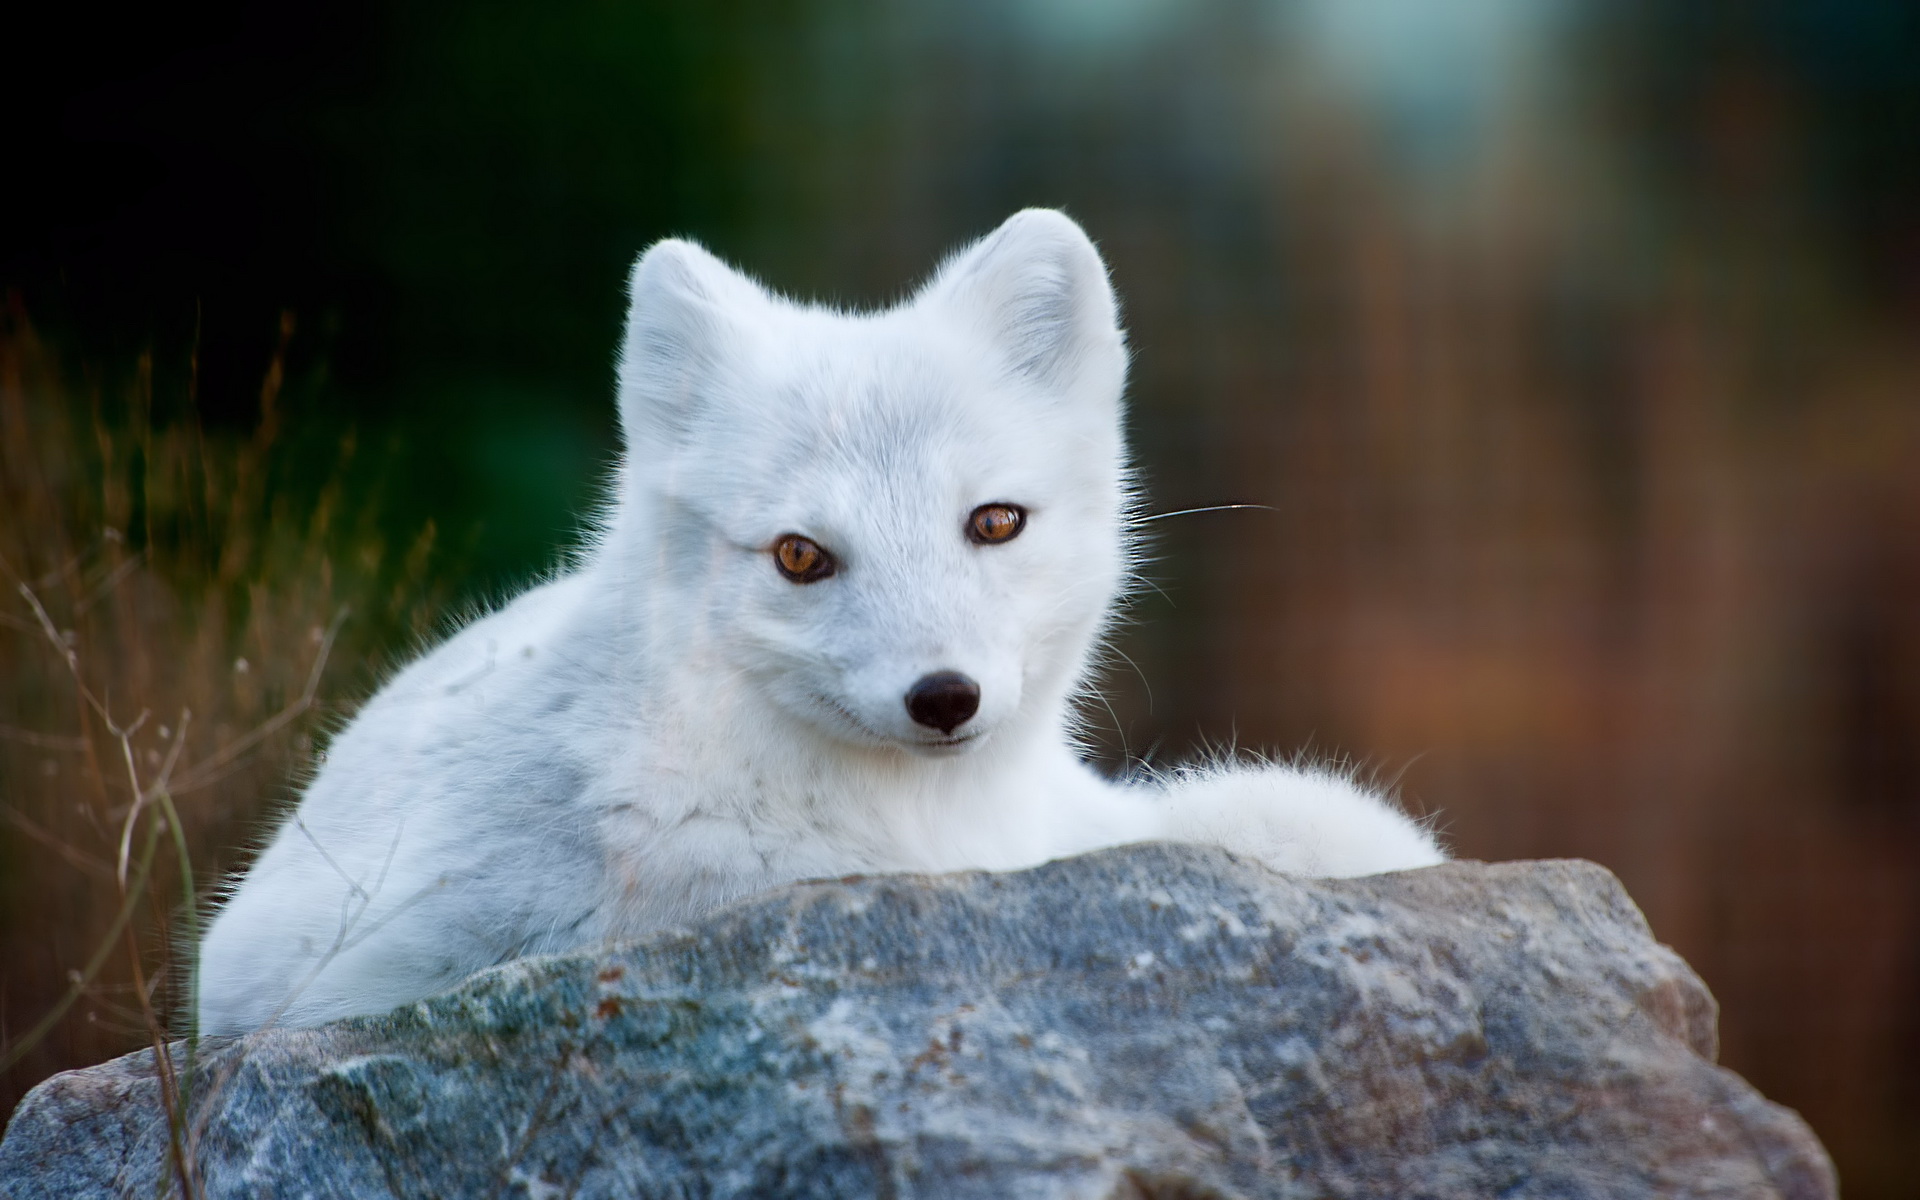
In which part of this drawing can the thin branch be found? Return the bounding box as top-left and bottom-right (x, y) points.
(28, 545), (94, 593)
(171, 609), (344, 795)
(154, 709), (192, 795)
(0, 820), (161, 1074)
(16, 579), (160, 885)
(0, 723), (90, 751)
(296, 815), (372, 902)
(112, 708), (153, 887)
(18, 581), (81, 681)
(73, 549), (147, 616)
(0, 806), (115, 880)
(0, 610), (39, 634)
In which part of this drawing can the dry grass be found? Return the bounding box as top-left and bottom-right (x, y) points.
(0, 299), (440, 1173)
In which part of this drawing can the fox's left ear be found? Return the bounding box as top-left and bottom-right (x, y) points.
(922, 209), (1126, 399)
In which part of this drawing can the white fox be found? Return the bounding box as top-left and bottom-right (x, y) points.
(197, 210), (1443, 1035)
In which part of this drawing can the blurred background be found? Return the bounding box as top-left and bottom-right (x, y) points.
(3, 1), (1917, 1192)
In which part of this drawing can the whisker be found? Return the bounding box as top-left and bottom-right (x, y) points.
(1107, 644), (1153, 714)
(1136, 503), (1277, 523)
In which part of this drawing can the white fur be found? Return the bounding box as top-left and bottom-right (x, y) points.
(197, 210), (1443, 1035)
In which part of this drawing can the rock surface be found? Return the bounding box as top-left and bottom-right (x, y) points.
(2, 845), (1834, 1199)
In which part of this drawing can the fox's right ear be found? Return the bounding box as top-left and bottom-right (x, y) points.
(617, 238), (759, 445)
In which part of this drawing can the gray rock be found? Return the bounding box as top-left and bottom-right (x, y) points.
(1, 845), (1835, 1199)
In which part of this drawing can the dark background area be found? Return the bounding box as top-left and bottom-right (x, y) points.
(5, 2), (1919, 1194)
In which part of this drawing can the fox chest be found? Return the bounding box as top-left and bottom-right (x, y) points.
(596, 788), (895, 932)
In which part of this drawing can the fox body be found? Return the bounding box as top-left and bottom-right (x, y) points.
(197, 210), (1442, 1035)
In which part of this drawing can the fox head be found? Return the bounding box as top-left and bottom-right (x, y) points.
(610, 209), (1132, 758)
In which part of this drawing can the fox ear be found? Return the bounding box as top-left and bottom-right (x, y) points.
(923, 208), (1125, 396)
(617, 238), (759, 444)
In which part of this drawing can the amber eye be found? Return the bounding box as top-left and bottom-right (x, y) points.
(967, 503), (1027, 545)
(772, 534), (836, 583)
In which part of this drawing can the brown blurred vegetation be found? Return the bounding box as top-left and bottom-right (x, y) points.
(1173, 163), (1920, 1194)
(0, 304), (438, 1123)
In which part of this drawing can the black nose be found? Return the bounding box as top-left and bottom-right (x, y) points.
(904, 671), (981, 734)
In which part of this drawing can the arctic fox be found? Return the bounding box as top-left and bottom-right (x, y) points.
(197, 209), (1442, 1035)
